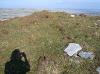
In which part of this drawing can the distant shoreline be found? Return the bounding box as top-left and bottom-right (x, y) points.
(0, 8), (100, 21)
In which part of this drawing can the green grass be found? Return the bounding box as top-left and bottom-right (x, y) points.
(0, 11), (100, 74)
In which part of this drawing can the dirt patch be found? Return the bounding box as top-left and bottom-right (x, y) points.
(37, 56), (60, 74)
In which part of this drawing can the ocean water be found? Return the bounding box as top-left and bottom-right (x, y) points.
(0, 8), (35, 21)
(0, 8), (100, 21)
(51, 9), (100, 15)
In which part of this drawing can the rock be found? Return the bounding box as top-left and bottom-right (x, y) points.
(95, 20), (100, 27)
(64, 43), (82, 56)
(79, 14), (87, 17)
(70, 14), (75, 18)
(96, 67), (100, 74)
(78, 51), (95, 60)
(94, 23), (98, 26)
(97, 20), (100, 22)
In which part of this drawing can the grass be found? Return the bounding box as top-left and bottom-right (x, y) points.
(0, 10), (100, 74)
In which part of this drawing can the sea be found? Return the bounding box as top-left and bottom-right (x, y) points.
(0, 8), (100, 21)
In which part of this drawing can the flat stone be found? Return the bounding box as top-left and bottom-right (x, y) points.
(78, 51), (95, 60)
(96, 67), (100, 74)
(64, 43), (82, 56)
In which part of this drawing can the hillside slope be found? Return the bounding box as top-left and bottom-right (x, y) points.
(0, 11), (100, 74)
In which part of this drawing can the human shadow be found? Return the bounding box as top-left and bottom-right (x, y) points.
(4, 49), (30, 74)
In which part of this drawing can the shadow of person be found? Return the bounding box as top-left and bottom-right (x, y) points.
(4, 49), (30, 74)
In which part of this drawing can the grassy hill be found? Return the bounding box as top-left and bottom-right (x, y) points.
(0, 11), (100, 74)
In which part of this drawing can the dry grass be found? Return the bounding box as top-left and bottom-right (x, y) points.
(0, 11), (100, 74)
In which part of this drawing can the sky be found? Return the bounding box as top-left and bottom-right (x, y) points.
(0, 0), (100, 9)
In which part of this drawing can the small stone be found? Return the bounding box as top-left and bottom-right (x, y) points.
(96, 67), (100, 74)
(78, 51), (95, 60)
(70, 14), (75, 18)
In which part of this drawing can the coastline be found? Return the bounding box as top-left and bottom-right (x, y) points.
(0, 9), (100, 21)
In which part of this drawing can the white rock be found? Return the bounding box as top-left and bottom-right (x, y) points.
(64, 43), (82, 56)
(70, 14), (75, 18)
(94, 23), (98, 26)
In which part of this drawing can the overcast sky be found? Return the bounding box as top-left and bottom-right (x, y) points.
(0, 0), (100, 9)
